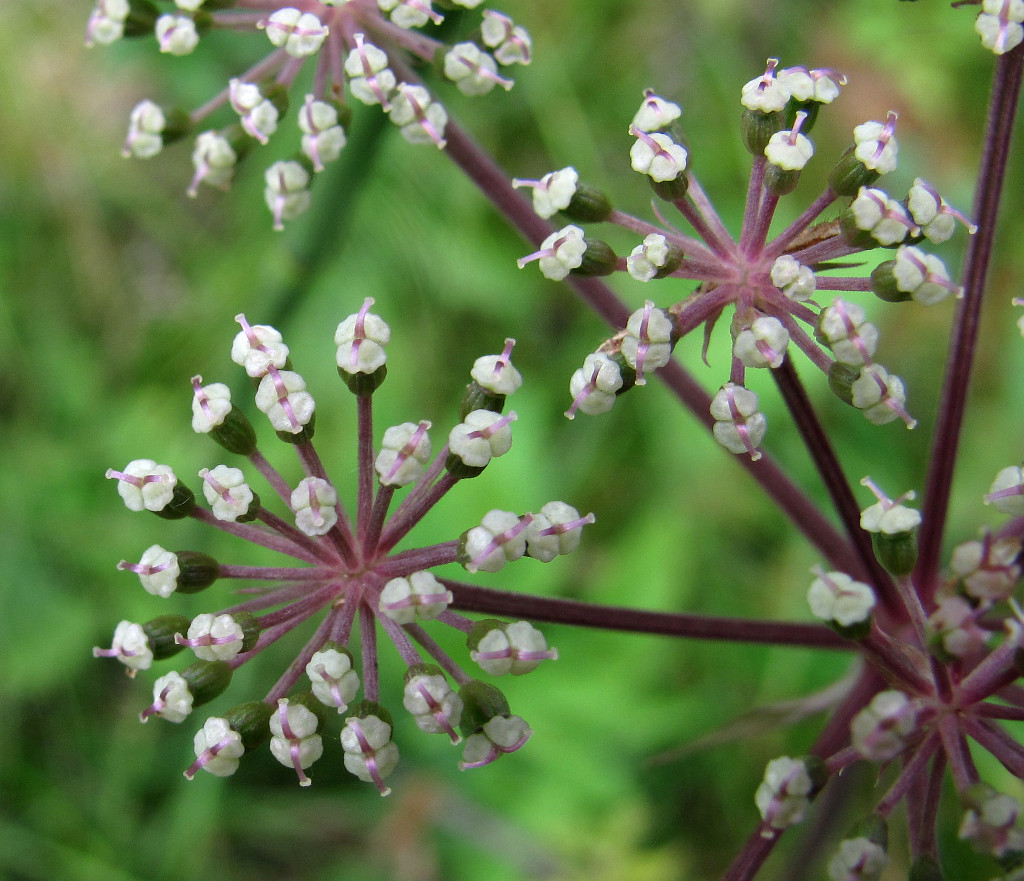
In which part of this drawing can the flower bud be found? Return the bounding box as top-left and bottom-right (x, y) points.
(807, 568), (876, 639)
(626, 233), (684, 282)
(851, 690), (916, 762)
(457, 681), (531, 769)
(467, 620), (558, 675)
(341, 701), (400, 795)
(403, 664), (463, 742)
(754, 755), (826, 832)
(461, 339), (522, 418)
(458, 510), (530, 573)
(379, 571), (453, 624)
(269, 695), (325, 786)
(306, 643), (360, 713)
(140, 660), (233, 723)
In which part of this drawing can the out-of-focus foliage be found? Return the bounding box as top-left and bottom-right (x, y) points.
(0, 2), (1020, 880)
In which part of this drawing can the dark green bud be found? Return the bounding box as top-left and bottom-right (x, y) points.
(764, 165), (801, 196)
(122, 1), (159, 37)
(741, 109), (784, 156)
(154, 484), (195, 520)
(872, 529), (918, 576)
(562, 181), (614, 223)
(223, 700), (274, 751)
(847, 813), (888, 850)
(828, 360), (860, 406)
(460, 381), (506, 420)
(179, 660), (233, 707)
(829, 147), (880, 198)
(870, 259), (912, 302)
(209, 406), (258, 456)
(649, 174), (689, 203)
(446, 452), (487, 480)
(572, 238), (618, 277)
(338, 365), (387, 396)
(143, 615), (193, 660)
(174, 550), (220, 594)
(231, 611), (261, 654)
(785, 99), (820, 133)
(458, 681), (510, 737)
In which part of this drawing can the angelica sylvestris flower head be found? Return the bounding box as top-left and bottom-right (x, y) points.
(88, 1), (532, 227)
(98, 304), (594, 790)
(516, 65), (971, 456)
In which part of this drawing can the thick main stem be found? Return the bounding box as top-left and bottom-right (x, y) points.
(916, 45), (1024, 602)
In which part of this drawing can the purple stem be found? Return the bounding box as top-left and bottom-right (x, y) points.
(917, 45), (1024, 603)
(356, 393), (374, 544)
(770, 357), (900, 612)
(441, 580), (849, 649)
(875, 732), (940, 817)
(963, 716), (1024, 780)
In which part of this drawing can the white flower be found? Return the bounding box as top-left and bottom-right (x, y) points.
(631, 90), (682, 132)
(851, 691), (916, 761)
(627, 233), (673, 282)
(566, 351), (623, 417)
(461, 509), (528, 573)
(86, 0), (129, 46)
(480, 11), (532, 65)
(860, 493), (921, 535)
(231, 318), (288, 377)
(341, 715), (399, 794)
(200, 465), (254, 522)
(123, 100), (167, 159)
(191, 379), (232, 433)
(345, 36), (396, 107)
(255, 369), (316, 433)
(156, 14), (200, 56)
(853, 116), (898, 174)
(620, 301), (674, 383)
(107, 459), (177, 512)
(186, 613), (246, 662)
(755, 756), (814, 830)
(525, 501), (592, 562)
(298, 96), (346, 171)
(129, 545), (180, 598)
(444, 42), (510, 96)
(269, 698), (323, 786)
(229, 80), (279, 144)
(770, 255), (816, 301)
(891, 246), (957, 306)
(188, 131), (237, 196)
(262, 8), (328, 58)
(306, 647), (360, 712)
(807, 570), (876, 628)
(335, 304), (391, 374)
(710, 384), (767, 459)
(460, 714), (532, 769)
(512, 167), (579, 219)
(741, 65), (790, 113)
(290, 476), (338, 537)
(778, 66), (844, 104)
(403, 672), (463, 738)
(379, 571), (453, 624)
(471, 621), (557, 676)
(264, 160), (312, 231)
(817, 301), (878, 366)
(374, 422), (432, 487)
(470, 344), (522, 396)
(147, 671), (194, 723)
(851, 365), (910, 427)
(848, 187), (914, 246)
(389, 84), (447, 148)
(378, 0), (442, 29)
(448, 410), (515, 468)
(517, 225), (588, 281)
(629, 130), (688, 182)
(986, 465), (1024, 515)
(92, 620), (153, 674)
(827, 838), (888, 881)
(190, 717), (244, 777)
(976, 0), (1024, 54)
(733, 316), (789, 369)
(765, 128), (814, 171)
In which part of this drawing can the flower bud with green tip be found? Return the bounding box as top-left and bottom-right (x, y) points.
(341, 701), (400, 795)
(860, 477), (921, 575)
(512, 167), (613, 222)
(140, 660), (233, 723)
(441, 42), (513, 96)
(298, 94), (348, 172)
(229, 78), (289, 145)
(621, 302), (677, 385)
(525, 501), (595, 562)
(840, 187), (917, 248)
(871, 246), (959, 305)
(764, 111), (813, 195)
(830, 112), (899, 196)
(629, 126), (689, 200)
(199, 466), (258, 522)
(290, 476), (338, 537)
(631, 89), (682, 133)
(117, 546), (219, 597)
(852, 364), (915, 429)
(740, 59), (788, 155)
(458, 681), (532, 769)
(191, 377), (258, 455)
(461, 338), (522, 418)
(264, 157), (313, 231)
(94, 615), (192, 675)
(777, 65), (845, 132)
(710, 383), (767, 460)
(306, 643), (360, 714)
(188, 126), (250, 198)
(175, 611), (260, 662)
(926, 596), (989, 661)
(517, 225), (615, 281)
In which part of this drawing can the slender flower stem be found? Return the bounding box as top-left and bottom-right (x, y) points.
(190, 506), (327, 564)
(917, 44), (1024, 603)
(910, 748), (945, 860)
(264, 609), (338, 703)
(962, 715), (1024, 779)
(875, 732), (940, 817)
(770, 357), (900, 612)
(761, 189), (837, 262)
(356, 393), (374, 543)
(442, 581), (850, 648)
(938, 712), (979, 792)
(406, 623), (473, 685)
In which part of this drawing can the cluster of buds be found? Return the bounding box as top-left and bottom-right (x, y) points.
(515, 62), (974, 460)
(96, 300), (594, 791)
(86, 1), (531, 228)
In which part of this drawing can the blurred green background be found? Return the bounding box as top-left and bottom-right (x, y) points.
(1, 2), (1022, 880)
